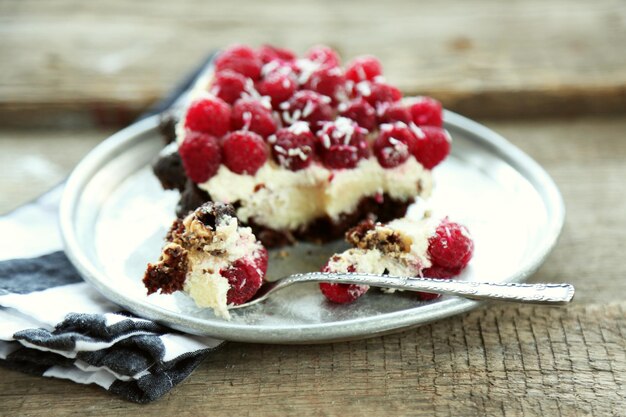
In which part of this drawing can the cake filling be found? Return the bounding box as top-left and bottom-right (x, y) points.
(201, 157), (432, 231)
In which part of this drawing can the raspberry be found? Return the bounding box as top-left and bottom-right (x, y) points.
(220, 258), (264, 305)
(408, 96), (443, 127)
(422, 265), (461, 279)
(254, 246), (269, 275)
(270, 124), (317, 171)
(415, 228), (467, 301)
(319, 282), (369, 303)
(322, 145), (362, 170)
(178, 131), (222, 183)
(319, 263), (368, 303)
(373, 123), (417, 168)
(412, 126), (451, 169)
(231, 98), (277, 139)
(262, 59), (301, 79)
(428, 218), (474, 270)
(222, 130), (268, 175)
(256, 71), (297, 109)
(317, 118), (369, 169)
(303, 66), (346, 104)
(281, 90), (333, 131)
(258, 45), (296, 64)
(209, 70), (247, 105)
(339, 98), (377, 131)
(215, 44), (262, 80)
(345, 55), (383, 83)
(184, 96), (231, 137)
(377, 102), (411, 125)
(363, 81), (402, 106)
(306, 45), (341, 67)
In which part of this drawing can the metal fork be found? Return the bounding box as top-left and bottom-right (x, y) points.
(228, 272), (575, 310)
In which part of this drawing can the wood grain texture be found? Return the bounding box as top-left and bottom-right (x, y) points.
(0, 0), (625, 128)
(0, 130), (111, 213)
(1, 117), (625, 415)
(0, 304), (624, 416)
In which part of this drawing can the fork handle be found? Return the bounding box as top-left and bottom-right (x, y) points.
(286, 273), (575, 305)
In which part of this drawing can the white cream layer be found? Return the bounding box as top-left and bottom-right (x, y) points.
(199, 157), (432, 231)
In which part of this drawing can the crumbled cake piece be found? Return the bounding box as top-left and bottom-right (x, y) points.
(320, 216), (474, 304)
(143, 201), (268, 319)
(152, 143), (187, 191)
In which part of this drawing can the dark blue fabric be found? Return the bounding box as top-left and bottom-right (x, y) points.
(0, 251), (81, 295)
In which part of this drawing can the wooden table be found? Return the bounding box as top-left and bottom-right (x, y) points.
(1, 1), (625, 415)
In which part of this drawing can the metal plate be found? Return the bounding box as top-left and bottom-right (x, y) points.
(60, 111), (564, 343)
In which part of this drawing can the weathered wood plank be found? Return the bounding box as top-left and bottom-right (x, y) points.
(0, 129), (110, 213)
(0, 0), (625, 127)
(0, 303), (624, 416)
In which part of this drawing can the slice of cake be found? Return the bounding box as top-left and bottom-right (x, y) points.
(319, 216), (474, 303)
(153, 44), (452, 247)
(143, 202), (268, 319)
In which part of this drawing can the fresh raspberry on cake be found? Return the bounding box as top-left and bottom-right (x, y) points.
(256, 70), (297, 108)
(231, 98), (277, 139)
(377, 102), (412, 125)
(222, 130), (268, 175)
(373, 122), (417, 168)
(220, 258), (264, 305)
(254, 246), (269, 275)
(303, 66), (346, 104)
(422, 265), (461, 279)
(427, 218), (474, 270)
(317, 117), (369, 169)
(215, 44), (263, 80)
(281, 90), (333, 131)
(178, 130), (222, 183)
(209, 70), (248, 105)
(412, 126), (451, 169)
(362, 81), (402, 106)
(319, 282), (369, 304)
(408, 96), (443, 127)
(143, 202), (268, 319)
(345, 55), (383, 83)
(339, 98), (377, 131)
(258, 44), (296, 64)
(306, 45), (341, 67)
(184, 96), (231, 137)
(270, 123), (317, 171)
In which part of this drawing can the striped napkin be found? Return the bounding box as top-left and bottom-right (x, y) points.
(0, 52), (226, 403)
(0, 186), (224, 403)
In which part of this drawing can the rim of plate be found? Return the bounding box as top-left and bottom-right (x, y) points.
(59, 111), (565, 343)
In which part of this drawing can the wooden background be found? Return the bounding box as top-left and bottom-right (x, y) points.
(1, 0), (625, 415)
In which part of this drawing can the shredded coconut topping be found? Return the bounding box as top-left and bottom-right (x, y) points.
(333, 117), (356, 145)
(409, 122), (426, 139)
(296, 58), (321, 85)
(288, 121), (311, 135)
(243, 79), (272, 109)
(356, 81), (372, 97)
(302, 100), (315, 118)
